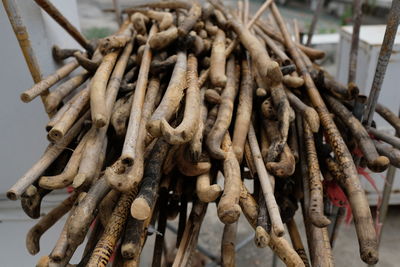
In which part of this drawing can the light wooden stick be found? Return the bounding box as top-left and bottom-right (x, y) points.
(7, 113), (88, 200)
(248, 123), (284, 237)
(122, 24), (158, 164)
(21, 60), (79, 103)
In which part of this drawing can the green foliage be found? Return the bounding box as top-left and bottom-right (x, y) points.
(83, 27), (113, 39)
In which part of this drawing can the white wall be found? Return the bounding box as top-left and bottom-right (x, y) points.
(0, 0), (81, 195)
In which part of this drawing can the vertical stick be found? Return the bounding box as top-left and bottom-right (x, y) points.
(2, 0), (53, 116)
(270, 4), (378, 263)
(248, 123), (285, 237)
(348, 0), (363, 84)
(363, 0), (400, 126)
(306, 0), (325, 46)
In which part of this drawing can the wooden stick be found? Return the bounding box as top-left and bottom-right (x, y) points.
(161, 54), (201, 144)
(149, 26), (178, 50)
(87, 189), (139, 267)
(348, 0), (363, 83)
(210, 29), (227, 87)
(45, 71), (89, 113)
(208, 0), (282, 87)
(76, 218), (104, 266)
(374, 140), (400, 168)
(26, 192), (78, 255)
(221, 222), (238, 267)
(7, 113), (87, 200)
(189, 87), (208, 162)
(254, 26), (291, 66)
(172, 200), (208, 267)
(20, 60), (79, 103)
(217, 133), (242, 224)
(303, 121), (331, 227)
(34, 0), (93, 52)
(270, 4), (378, 262)
(98, 190), (121, 227)
(178, 1), (202, 37)
(111, 93), (134, 137)
(286, 218), (310, 267)
(67, 177), (111, 247)
(363, 0), (400, 127)
(255, 188), (270, 248)
(207, 56), (240, 160)
(147, 50), (187, 138)
(131, 139), (170, 220)
(48, 86), (89, 142)
(376, 103), (400, 134)
(39, 129), (91, 189)
(21, 185), (51, 219)
(368, 127), (400, 149)
(177, 146), (211, 177)
(325, 95), (389, 172)
(305, 0), (325, 46)
(107, 77), (161, 192)
(248, 123), (284, 236)
(150, 55), (177, 75)
(285, 88), (320, 132)
(232, 58), (253, 163)
(50, 201), (81, 263)
(196, 171), (222, 203)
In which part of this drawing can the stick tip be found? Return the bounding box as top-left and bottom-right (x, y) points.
(368, 156), (390, 173)
(217, 203), (241, 224)
(131, 197), (151, 220)
(93, 115), (107, 128)
(48, 128), (63, 142)
(20, 92), (32, 103)
(6, 190), (18, 201)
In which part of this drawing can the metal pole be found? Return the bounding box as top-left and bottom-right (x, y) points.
(363, 0), (400, 127)
(306, 0), (325, 46)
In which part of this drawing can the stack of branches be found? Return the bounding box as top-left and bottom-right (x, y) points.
(7, 0), (400, 266)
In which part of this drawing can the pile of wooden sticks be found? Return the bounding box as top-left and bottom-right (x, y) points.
(7, 0), (400, 266)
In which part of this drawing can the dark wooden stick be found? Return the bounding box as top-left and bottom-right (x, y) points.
(368, 127), (400, 150)
(131, 139), (170, 220)
(325, 95), (389, 172)
(270, 4), (378, 263)
(34, 0), (93, 52)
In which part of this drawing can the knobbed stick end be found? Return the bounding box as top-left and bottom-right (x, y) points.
(121, 243), (135, 259)
(131, 197), (151, 220)
(255, 226), (270, 248)
(93, 114), (107, 128)
(72, 173), (86, 188)
(273, 224), (285, 237)
(367, 156), (390, 173)
(217, 203), (241, 224)
(26, 226), (42, 255)
(6, 190), (18, 201)
(305, 107), (320, 133)
(309, 211), (331, 228)
(146, 120), (162, 138)
(197, 184), (222, 203)
(48, 128), (64, 142)
(160, 119), (184, 145)
(20, 92), (33, 103)
(360, 245), (379, 265)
